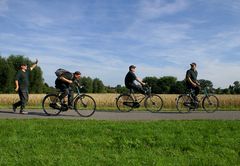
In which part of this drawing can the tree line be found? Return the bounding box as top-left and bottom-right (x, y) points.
(0, 55), (106, 93)
(0, 55), (240, 94)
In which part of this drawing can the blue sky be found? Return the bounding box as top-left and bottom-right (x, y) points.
(0, 0), (240, 88)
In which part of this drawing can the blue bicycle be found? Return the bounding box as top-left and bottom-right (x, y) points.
(176, 87), (219, 113)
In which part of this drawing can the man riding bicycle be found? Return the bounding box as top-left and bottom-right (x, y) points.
(55, 69), (81, 108)
(124, 65), (147, 94)
(186, 62), (200, 102)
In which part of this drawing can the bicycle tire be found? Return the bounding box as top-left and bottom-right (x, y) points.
(42, 94), (61, 116)
(74, 94), (96, 117)
(144, 94), (163, 112)
(202, 95), (219, 113)
(116, 94), (134, 112)
(176, 94), (191, 113)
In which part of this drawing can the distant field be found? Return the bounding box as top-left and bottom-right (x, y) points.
(0, 94), (240, 110)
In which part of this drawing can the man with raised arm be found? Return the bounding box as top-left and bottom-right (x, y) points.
(13, 59), (38, 114)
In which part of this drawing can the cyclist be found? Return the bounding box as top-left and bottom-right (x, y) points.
(55, 70), (81, 108)
(185, 62), (200, 102)
(124, 65), (146, 94)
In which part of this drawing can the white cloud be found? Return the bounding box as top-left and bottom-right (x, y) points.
(200, 60), (240, 88)
(139, 0), (188, 19)
(1, 0), (240, 88)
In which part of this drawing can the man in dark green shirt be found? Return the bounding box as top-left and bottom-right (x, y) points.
(186, 62), (200, 101)
(13, 60), (38, 114)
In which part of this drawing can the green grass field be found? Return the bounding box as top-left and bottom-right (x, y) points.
(0, 120), (239, 165)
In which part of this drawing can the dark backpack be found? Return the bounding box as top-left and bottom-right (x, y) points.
(55, 68), (73, 80)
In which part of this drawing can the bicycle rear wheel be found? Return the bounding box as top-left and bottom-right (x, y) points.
(42, 94), (61, 116)
(74, 94), (96, 117)
(176, 94), (191, 113)
(144, 94), (163, 112)
(116, 94), (134, 112)
(202, 95), (219, 113)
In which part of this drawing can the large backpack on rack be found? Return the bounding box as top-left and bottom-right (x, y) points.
(55, 69), (73, 89)
(55, 68), (73, 80)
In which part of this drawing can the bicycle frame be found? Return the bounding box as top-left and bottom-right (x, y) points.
(129, 85), (151, 104)
(131, 93), (146, 104)
(56, 83), (83, 105)
(187, 87), (209, 100)
(69, 84), (83, 104)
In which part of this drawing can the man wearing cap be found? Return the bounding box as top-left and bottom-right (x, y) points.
(55, 70), (81, 108)
(13, 59), (38, 114)
(186, 63), (200, 102)
(125, 65), (146, 94)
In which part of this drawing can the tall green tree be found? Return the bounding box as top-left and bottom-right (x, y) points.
(115, 85), (128, 93)
(79, 76), (93, 93)
(0, 56), (15, 93)
(233, 81), (240, 94)
(170, 81), (187, 94)
(157, 76), (177, 94)
(143, 77), (160, 93)
(0, 55), (47, 93)
(92, 78), (105, 93)
(29, 66), (45, 93)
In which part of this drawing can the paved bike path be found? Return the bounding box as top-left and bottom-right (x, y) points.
(0, 109), (240, 120)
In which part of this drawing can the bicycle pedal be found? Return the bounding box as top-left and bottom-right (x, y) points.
(49, 103), (60, 110)
(183, 103), (191, 107)
(133, 102), (140, 108)
(60, 104), (68, 111)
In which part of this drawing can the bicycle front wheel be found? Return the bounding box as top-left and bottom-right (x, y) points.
(144, 94), (163, 112)
(74, 94), (96, 117)
(202, 95), (219, 113)
(42, 94), (61, 116)
(116, 94), (134, 112)
(176, 94), (191, 113)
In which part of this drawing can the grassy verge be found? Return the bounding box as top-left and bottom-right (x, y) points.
(0, 120), (239, 165)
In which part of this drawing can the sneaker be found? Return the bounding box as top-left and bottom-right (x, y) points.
(20, 110), (28, 114)
(68, 105), (74, 109)
(56, 102), (61, 108)
(60, 104), (68, 111)
(12, 104), (17, 113)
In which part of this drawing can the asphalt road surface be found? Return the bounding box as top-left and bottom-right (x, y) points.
(0, 109), (240, 120)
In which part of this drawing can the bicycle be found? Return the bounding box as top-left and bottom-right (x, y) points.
(176, 87), (219, 113)
(42, 82), (96, 117)
(116, 85), (163, 112)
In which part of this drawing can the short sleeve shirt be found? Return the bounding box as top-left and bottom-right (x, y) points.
(186, 69), (198, 83)
(125, 71), (137, 86)
(15, 68), (30, 91)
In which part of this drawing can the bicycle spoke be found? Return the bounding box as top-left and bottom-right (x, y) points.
(202, 95), (219, 113)
(74, 94), (96, 117)
(116, 94), (134, 112)
(144, 94), (163, 112)
(176, 95), (191, 113)
(42, 94), (61, 116)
